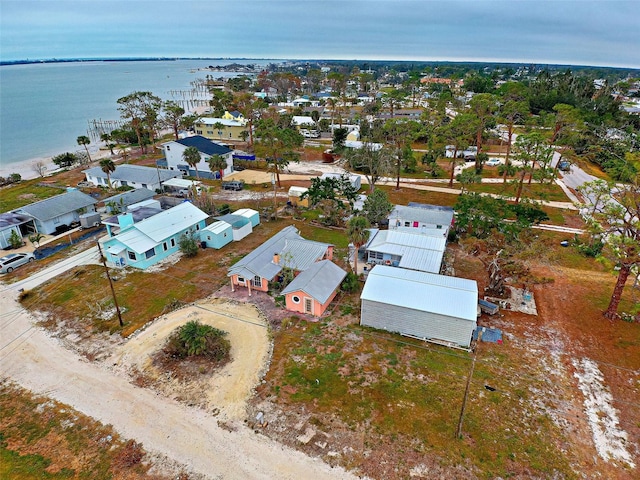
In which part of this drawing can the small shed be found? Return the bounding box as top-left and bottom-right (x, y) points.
(360, 265), (478, 348)
(288, 186), (309, 207)
(200, 221), (232, 249)
(215, 213), (252, 241)
(233, 208), (260, 227)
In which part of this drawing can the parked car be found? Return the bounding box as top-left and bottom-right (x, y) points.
(222, 180), (244, 191)
(0, 252), (35, 273)
(558, 160), (571, 172)
(486, 158), (501, 166)
(77, 181), (93, 188)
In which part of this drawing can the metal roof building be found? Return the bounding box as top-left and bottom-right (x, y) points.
(360, 265), (478, 348)
(83, 164), (181, 190)
(388, 204), (454, 232)
(364, 228), (447, 273)
(228, 225), (332, 282)
(282, 259), (347, 305)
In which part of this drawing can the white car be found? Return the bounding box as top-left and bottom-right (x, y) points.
(486, 158), (501, 166)
(0, 252), (35, 273)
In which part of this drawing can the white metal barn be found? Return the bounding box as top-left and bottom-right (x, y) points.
(360, 265), (478, 348)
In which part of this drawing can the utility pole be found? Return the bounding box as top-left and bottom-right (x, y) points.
(272, 172), (278, 220)
(96, 241), (124, 327)
(456, 331), (481, 438)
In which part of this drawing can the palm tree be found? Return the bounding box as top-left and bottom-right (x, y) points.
(182, 146), (201, 178)
(100, 133), (115, 155)
(77, 135), (92, 162)
(99, 158), (116, 189)
(213, 122), (225, 141)
(207, 155), (228, 180)
(347, 216), (371, 274)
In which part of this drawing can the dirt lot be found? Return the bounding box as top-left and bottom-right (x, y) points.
(108, 299), (271, 421)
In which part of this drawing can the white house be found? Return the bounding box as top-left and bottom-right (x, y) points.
(360, 265), (478, 348)
(162, 136), (233, 180)
(83, 164), (181, 191)
(388, 204), (454, 235)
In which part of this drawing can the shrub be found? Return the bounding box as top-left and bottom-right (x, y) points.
(164, 320), (230, 361)
(341, 272), (360, 293)
(178, 232), (199, 257)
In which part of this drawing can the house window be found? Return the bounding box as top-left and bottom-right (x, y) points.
(121, 181), (128, 186)
(195, 224), (200, 231)
(207, 130), (213, 135)
(404, 221), (410, 227)
(127, 251), (136, 261)
(170, 238), (176, 247)
(142, 183), (147, 189)
(369, 251), (383, 260)
(228, 133), (232, 138)
(292, 295), (301, 304)
(304, 298), (313, 313)
(145, 248), (155, 259)
(196, 130), (202, 134)
(436, 225), (442, 229)
(53, 216), (61, 225)
(163, 242), (168, 251)
(207, 235), (211, 241)
(237, 276), (245, 284)
(253, 276), (262, 287)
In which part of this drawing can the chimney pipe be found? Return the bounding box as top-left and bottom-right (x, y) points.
(273, 253), (280, 265)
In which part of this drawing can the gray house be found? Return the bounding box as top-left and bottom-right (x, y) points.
(388, 204), (454, 234)
(360, 265), (478, 348)
(15, 189), (97, 235)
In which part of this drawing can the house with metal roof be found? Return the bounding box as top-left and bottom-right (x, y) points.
(14, 189), (97, 235)
(364, 228), (447, 273)
(83, 164), (181, 191)
(228, 225), (333, 296)
(281, 260), (346, 317)
(101, 189), (156, 214)
(388, 204), (454, 234)
(162, 135), (233, 179)
(360, 265), (478, 348)
(101, 202), (208, 269)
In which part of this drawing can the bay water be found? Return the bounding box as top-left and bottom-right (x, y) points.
(0, 59), (270, 172)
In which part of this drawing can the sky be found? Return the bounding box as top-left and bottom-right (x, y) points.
(2, 0), (639, 69)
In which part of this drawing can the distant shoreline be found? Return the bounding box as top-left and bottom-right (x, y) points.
(0, 57), (271, 67)
(3, 57), (638, 71)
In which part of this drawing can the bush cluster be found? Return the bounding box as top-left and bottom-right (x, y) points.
(164, 320), (230, 361)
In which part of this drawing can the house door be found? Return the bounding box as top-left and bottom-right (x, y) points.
(304, 298), (313, 315)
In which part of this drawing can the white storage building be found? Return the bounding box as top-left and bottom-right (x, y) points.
(360, 265), (478, 348)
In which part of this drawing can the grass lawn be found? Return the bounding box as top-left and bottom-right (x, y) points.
(466, 181), (569, 202)
(0, 180), (64, 212)
(0, 383), (166, 479)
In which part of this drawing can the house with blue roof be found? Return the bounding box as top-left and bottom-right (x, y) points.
(161, 135), (233, 179)
(101, 202), (208, 269)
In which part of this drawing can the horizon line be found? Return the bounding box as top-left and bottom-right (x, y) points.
(1, 56), (639, 71)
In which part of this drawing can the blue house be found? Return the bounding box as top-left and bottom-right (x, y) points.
(102, 202), (208, 269)
(199, 221), (233, 249)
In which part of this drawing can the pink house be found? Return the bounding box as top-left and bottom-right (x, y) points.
(228, 225), (334, 296)
(282, 260), (347, 317)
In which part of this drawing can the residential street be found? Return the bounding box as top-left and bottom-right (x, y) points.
(0, 250), (358, 479)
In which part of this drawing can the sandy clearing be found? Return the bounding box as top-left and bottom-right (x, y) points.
(108, 299), (271, 421)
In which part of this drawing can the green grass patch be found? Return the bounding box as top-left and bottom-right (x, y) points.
(0, 180), (63, 212)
